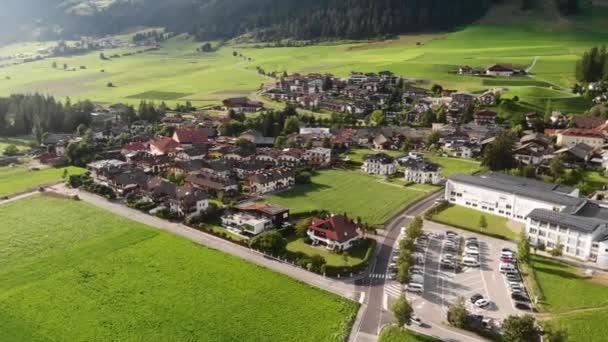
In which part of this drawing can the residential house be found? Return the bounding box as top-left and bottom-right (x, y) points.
(239, 130), (275, 147)
(402, 158), (443, 185)
(141, 176), (176, 204)
(362, 153), (397, 176)
(556, 129), (605, 148)
(221, 211), (273, 236)
(174, 145), (207, 161)
(222, 97), (264, 112)
(186, 172), (239, 196)
(244, 168), (295, 196)
(486, 64), (515, 77)
(168, 184), (209, 218)
(474, 109), (498, 126)
(87, 159), (129, 183)
(307, 215), (360, 251)
(172, 129), (209, 146)
(554, 143), (597, 166)
(478, 91), (498, 106)
(108, 169), (149, 195)
(305, 147), (332, 167)
(150, 137), (179, 155)
(234, 202), (290, 228)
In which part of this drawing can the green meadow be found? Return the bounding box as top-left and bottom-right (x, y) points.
(0, 166), (85, 197)
(0, 196), (358, 341)
(0, 5), (607, 112)
(265, 169), (426, 225)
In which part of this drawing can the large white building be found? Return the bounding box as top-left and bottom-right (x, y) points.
(526, 204), (608, 269)
(445, 173), (608, 269)
(362, 153), (397, 175)
(401, 158), (443, 185)
(445, 173), (582, 223)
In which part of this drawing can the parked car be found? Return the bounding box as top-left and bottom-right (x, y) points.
(511, 293), (530, 302)
(515, 303), (532, 311)
(406, 283), (424, 293)
(409, 315), (423, 326)
(475, 299), (490, 308)
(470, 294), (484, 303)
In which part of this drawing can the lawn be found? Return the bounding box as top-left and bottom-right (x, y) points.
(287, 238), (374, 267)
(0, 137), (33, 153)
(265, 169), (426, 225)
(531, 255), (608, 313)
(0, 196), (359, 341)
(378, 326), (439, 342)
(429, 204), (516, 240)
(426, 155), (482, 177)
(581, 171), (608, 192)
(546, 308), (608, 342)
(0, 166), (85, 197)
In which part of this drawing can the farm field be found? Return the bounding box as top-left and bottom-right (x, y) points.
(426, 155), (482, 177)
(0, 166), (85, 197)
(0, 5), (607, 112)
(378, 326), (439, 342)
(265, 169), (426, 225)
(531, 255), (608, 313)
(0, 196), (358, 341)
(429, 204), (516, 240)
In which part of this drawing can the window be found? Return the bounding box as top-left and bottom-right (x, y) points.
(549, 224), (557, 230)
(472, 204), (478, 207)
(466, 202), (471, 206)
(451, 191), (456, 196)
(547, 241), (555, 248)
(539, 230), (546, 237)
(506, 212), (511, 216)
(529, 228), (538, 234)
(499, 210), (505, 214)
(506, 205), (512, 209)
(489, 208), (495, 212)
(481, 206), (487, 210)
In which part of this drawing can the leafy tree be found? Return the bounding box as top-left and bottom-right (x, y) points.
(502, 315), (541, 342)
(550, 154), (566, 181)
(397, 259), (410, 284)
(431, 84), (443, 95)
(235, 137), (256, 154)
(322, 76), (334, 91)
(295, 217), (313, 237)
(482, 131), (514, 171)
(543, 323), (568, 342)
(2, 144), (19, 156)
(447, 296), (468, 328)
(371, 110), (386, 126)
(478, 215), (487, 231)
(52, 61), (57, 68)
(308, 254), (326, 273)
(249, 231), (287, 256)
(391, 294), (413, 327)
(426, 130), (440, 147)
(537, 241), (546, 252)
(283, 116), (300, 134)
(518, 230), (531, 265)
(274, 135), (287, 148)
(551, 238), (564, 257)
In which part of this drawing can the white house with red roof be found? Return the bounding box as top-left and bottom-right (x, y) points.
(556, 128), (606, 148)
(307, 215), (360, 251)
(150, 137), (179, 155)
(486, 64), (515, 77)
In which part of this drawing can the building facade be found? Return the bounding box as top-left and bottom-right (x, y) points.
(362, 153), (397, 175)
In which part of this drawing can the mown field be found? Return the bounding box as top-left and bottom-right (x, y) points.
(429, 204), (516, 240)
(0, 166), (85, 197)
(0, 137), (33, 153)
(287, 238), (373, 266)
(0, 196), (358, 341)
(426, 155), (482, 177)
(265, 169), (426, 225)
(0, 5), (607, 111)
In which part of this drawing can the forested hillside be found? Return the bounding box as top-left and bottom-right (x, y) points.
(0, 0), (585, 43)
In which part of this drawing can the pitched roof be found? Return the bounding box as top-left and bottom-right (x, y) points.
(309, 215), (359, 243)
(235, 202), (289, 216)
(559, 128), (605, 139)
(173, 129), (209, 144)
(571, 116), (606, 129)
(487, 64), (514, 72)
(364, 153), (395, 164)
(527, 206), (607, 234)
(150, 137), (179, 153)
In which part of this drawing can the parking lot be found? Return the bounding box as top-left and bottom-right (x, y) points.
(385, 220), (529, 328)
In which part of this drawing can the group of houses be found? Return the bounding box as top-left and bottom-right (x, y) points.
(361, 152), (444, 185)
(457, 64), (527, 77)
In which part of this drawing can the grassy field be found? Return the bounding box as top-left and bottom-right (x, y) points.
(581, 171), (608, 192)
(430, 204), (516, 240)
(287, 238), (373, 266)
(426, 155), (482, 177)
(531, 255), (608, 313)
(265, 169), (426, 225)
(0, 137), (33, 153)
(0, 196), (358, 341)
(546, 308), (608, 342)
(0, 6), (607, 112)
(0, 166), (85, 197)
(378, 326), (439, 342)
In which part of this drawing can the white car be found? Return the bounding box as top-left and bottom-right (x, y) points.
(475, 298), (490, 308)
(409, 315), (423, 326)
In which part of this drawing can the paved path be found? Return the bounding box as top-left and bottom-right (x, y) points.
(526, 56), (539, 73)
(0, 190), (38, 206)
(49, 184), (358, 301)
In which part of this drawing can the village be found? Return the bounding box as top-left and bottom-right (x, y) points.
(3, 67), (608, 341)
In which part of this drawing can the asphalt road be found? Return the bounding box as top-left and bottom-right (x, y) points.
(353, 191), (444, 341)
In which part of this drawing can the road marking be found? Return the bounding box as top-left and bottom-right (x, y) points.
(359, 291), (366, 304)
(383, 293), (388, 311)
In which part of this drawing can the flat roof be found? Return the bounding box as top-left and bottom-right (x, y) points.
(449, 173), (584, 208)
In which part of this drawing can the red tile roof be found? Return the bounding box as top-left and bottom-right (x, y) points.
(150, 137), (179, 153)
(474, 109), (497, 117)
(309, 215), (359, 243)
(173, 129), (209, 145)
(487, 64), (514, 72)
(560, 128), (605, 139)
(121, 142), (146, 152)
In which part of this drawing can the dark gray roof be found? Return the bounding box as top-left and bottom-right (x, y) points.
(527, 207), (607, 234)
(364, 153), (395, 164)
(401, 159), (440, 172)
(449, 173), (584, 208)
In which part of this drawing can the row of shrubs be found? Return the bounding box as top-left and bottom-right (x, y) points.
(68, 173), (116, 200)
